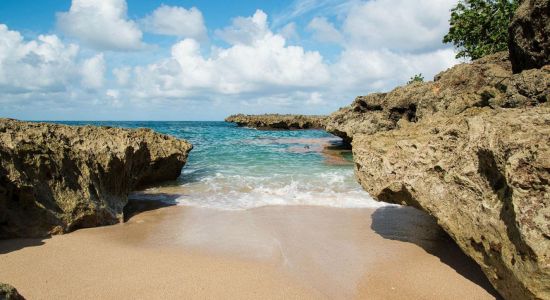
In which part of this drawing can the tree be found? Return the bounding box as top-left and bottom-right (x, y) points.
(407, 74), (424, 84)
(443, 0), (519, 60)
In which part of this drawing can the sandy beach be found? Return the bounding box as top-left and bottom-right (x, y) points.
(0, 203), (499, 299)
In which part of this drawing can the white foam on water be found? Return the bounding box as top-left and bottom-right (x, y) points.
(139, 170), (389, 210)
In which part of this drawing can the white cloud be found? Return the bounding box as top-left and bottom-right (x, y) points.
(81, 53), (105, 89)
(106, 89), (123, 107)
(307, 17), (343, 43)
(1, 1), (463, 119)
(0, 24), (79, 94)
(88, 5), (458, 115)
(57, 0), (143, 51)
(343, 0), (456, 51)
(113, 66), (131, 86)
(129, 10), (330, 99)
(331, 48), (458, 91)
(278, 22), (300, 41)
(306, 92), (325, 105)
(215, 10), (270, 45)
(141, 5), (207, 40)
(0, 23), (129, 118)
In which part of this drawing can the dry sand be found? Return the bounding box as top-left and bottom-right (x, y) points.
(0, 204), (500, 299)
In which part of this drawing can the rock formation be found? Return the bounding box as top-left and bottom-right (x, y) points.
(225, 114), (327, 130)
(0, 119), (192, 238)
(325, 52), (549, 143)
(352, 106), (549, 299)
(0, 283), (24, 300)
(326, 2), (550, 298)
(509, 0), (550, 73)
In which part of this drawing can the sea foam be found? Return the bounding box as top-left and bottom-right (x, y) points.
(138, 170), (389, 210)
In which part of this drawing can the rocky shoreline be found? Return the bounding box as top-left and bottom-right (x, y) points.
(221, 1), (549, 298)
(0, 0), (548, 299)
(225, 114), (327, 130)
(325, 1), (550, 299)
(0, 119), (192, 238)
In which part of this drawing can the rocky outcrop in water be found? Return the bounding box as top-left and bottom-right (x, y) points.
(509, 0), (550, 73)
(0, 283), (24, 300)
(0, 119), (192, 238)
(225, 114), (327, 130)
(325, 52), (549, 143)
(352, 106), (549, 300)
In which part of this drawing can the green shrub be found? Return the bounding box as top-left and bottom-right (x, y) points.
(407, 74), (424, 84)
(443, 0), (519, 59)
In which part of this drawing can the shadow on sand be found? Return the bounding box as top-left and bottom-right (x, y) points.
(0, 194), (179, 254)
(124, 194), (179, 222)
(371, 206), (502, 299)
(0, 238), (46, 255)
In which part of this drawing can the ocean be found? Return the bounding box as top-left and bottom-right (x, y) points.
(58, 121), (385, 210)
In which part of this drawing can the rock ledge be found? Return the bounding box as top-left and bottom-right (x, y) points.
(0, 119), (193, 238)
(225, 114), (327, 130)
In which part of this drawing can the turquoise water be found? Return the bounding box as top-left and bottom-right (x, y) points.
(59, 121), (382, 209)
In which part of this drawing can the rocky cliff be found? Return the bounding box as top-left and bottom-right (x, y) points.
(0, 119), (193, 238)
(327, 2), (550, 298)
(225, 114), (327, 130)
(352, 106), (549, 299)
(325, 52), (548, 143)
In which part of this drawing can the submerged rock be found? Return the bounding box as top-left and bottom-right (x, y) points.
(0, 283), (24, 300)
(0, 119), (192, 238)
(509, 0), (550, 73)
(352, 106), (550, 300)
(225, 114), (327, 130)
(325, 52), (549, 143)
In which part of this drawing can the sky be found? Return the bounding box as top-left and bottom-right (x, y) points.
(0, 0), (461, 121)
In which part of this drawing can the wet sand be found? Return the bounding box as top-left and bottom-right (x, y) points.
(0, 204), (500, 299)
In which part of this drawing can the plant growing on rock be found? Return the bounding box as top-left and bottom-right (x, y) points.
(443, 0), (520, 59)
(407, 74), (424, 84)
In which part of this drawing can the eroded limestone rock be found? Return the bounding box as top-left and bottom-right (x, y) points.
(352, 106), (550, 300)
(509, 0), (550, 73)
(225, 114), (327, 130)
(0, 119), (192, 238)
(325, 52), (549, 143)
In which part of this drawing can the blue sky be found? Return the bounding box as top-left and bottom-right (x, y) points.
(0, 0), (459, 120)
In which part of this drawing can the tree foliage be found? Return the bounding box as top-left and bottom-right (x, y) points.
(407, 74), (424, 84)
(443, 0), (519, 60)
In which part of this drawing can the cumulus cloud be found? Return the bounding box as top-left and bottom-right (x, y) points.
(215, 10), (270, 45)
(141, 5), (207, 40)
(112, 66), (131, 86)
(57, 0), (143, 51)
(1, 0), (463, 119)
(327, 0), (459, 92)
(278, 22), (300, 41)
(108, 4), (459, 114)
(129, 10), (330, 99)
(0, 23), (126, 118)
(307, 17), (343, 44)
(332, 48), (458, 91)
(342, 0), (456, 51)
(0, 24), (79, 94)
(81, 53), (105, 89)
